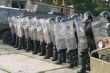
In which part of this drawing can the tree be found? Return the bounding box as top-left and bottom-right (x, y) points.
(52, 0), (65, 5)
(95, 0), (110, 12)
(31, 0), (110, 16)
(70, 0), (96, 14)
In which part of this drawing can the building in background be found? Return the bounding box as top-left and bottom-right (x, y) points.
(0, 0), (74, 16)
(25, 0), (74, 16)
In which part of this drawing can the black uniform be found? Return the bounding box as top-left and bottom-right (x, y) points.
(56, 19), (67, 65)
(39, 41), (46, 56)
(78, 20), (99, 73)
(33, 40), (40, 54)
(44, 42), (53, 59)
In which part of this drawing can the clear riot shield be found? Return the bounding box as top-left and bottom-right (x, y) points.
(74, 17), (88, 51)
(49, 21), (55, 45)
(23, 17), (30, 40)
(14, 17), (18, 36)
(37, 19), (44, 43)
(89, 19), (110, 73)
(17, 18), (24, 38)
(32, 25), (37, 41)
(42, 19), (52, 44)
(64, 20), (77, 51)
(29, 25), (34, 40)
(55, 22), (66, 50)
(92, 19), (109, 49)
(29, 18), (37, 41)
(9, 17), (15, 34)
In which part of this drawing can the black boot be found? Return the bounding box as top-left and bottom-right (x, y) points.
(52, 46), (58, 61)
(67, 51), (74, 68)
(17, 37), (21, 50)
(17, 37), (24, 50)
(26, 39), (30, 52)
(62, 49), (67, 63)
(68, 49), (78, 68)
(30, 40), (34, 52)
(39, 42), (46, 56)
(44, 44), (50, 59)
(11, 34), (16, 46)
(32, 40), (38, 54)
(44, 43), (53, 59)
(77, 58), (86, 73)
(22, 36), (26, 49)
(77, 49), (89, 73)
(14, 36), (18, 48)
(56, 50), (62, 65)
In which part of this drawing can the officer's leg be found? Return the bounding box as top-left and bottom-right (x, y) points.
(14, 36), (19, 48)
(68, 49), (78, 68)
(13, 34), (16, 46)
(26, 38), (30, 52)
(17, 37), (21, 50)
(23, 38), (26, 50)
(52, 46), (58, 61)
(44, 43), (53, 59)
(50, 43), (53, 57)
(44, 44), (49, 59)
(30, 39), (34, 52)
(62, 49), (67, 63)
(11, 33), (14, 46)
(22, 36), (25, 49)
(67, 50), (74, 68)
(37, 41), (40, 53)
(30, 40), (34, 52)
(89, 42), (99, 58)
(33, 40), (40, 54)
(86, 41), (99, 71)
(76, 48), (79, 65)
(56, 49), (63, 64)
(77, 49), (89, 73)
(32, 40), (38, 54)
(25, 39), (28, 52)
(39, 42), (42, 55)
(21, 37), (24, 49)
(39, 42), (46, 56)
(75, 49), (78, 66)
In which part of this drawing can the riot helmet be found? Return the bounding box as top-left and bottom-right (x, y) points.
(83, 11), (93, 22)
(67, 16), (71, 20)
(60, 18), (66, 22)
(100, 11), (110, 21)
(55, 16), (61, 22)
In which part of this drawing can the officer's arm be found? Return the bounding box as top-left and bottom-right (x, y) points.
(85, 24), (92, 34)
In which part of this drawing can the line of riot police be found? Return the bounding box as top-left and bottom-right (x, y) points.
(8, 11), (110, 73)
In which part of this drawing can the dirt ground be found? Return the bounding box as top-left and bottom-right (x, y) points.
(0, 40), (80, 73)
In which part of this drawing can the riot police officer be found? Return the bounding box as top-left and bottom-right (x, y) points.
(17, 16), (24, 50)
(25, 16), (33, 52)
(51, 16), (61, 61)
(100, 11), (110, 35)
(44, 18), (54, 59)
(55, 18), (67, 64)
(37, 19), (46, 56)
(9, 16), (16, 46)
(14, 16), (20, 48)
(32, 17), (40, 54)
(77, 11), (98, 73)
(66, 15), (78, 68)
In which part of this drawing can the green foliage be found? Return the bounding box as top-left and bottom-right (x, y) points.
(71, 0), (96, 15)
(46, 0), (110, 16)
